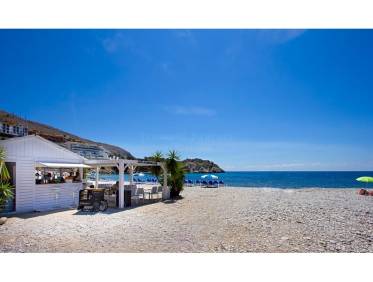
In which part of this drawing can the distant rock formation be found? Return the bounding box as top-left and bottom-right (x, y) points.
(0, 109), (135, 160)
(181, 158), (224, 173)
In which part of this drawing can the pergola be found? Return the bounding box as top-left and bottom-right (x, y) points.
(84, 159), (169, 208)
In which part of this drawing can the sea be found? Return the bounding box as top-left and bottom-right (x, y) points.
(99, 171), (373, 189)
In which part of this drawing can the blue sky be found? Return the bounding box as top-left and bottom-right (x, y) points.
(1, 29), (373, 171)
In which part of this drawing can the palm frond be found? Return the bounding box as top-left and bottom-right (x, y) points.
(0, 147), (10, 181)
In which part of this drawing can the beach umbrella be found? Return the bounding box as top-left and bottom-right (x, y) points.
(356, 176), (373, 189)
(201, 174), (219, 180)
(356, 176), (373, 183)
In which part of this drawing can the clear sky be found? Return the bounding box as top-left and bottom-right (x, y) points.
(1, 29), (373, 171)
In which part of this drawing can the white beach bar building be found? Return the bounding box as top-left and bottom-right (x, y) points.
(0, 135), (89, 213)
(0, 135), (170, 213)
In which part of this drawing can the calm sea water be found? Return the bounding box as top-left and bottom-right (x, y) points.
(100, 171), (373, 189)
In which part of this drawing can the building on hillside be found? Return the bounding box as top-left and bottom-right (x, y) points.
(63, 142), (109, 159)
(0, 121), (28, 137)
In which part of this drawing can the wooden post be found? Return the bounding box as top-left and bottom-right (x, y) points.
(118, 159), (125, 208)
(79, 167), (83, 182)
(95, 166), (99, 188)
(161, 163), (169, 200)
(129, 165), (134, 185)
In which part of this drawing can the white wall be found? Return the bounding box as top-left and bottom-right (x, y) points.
(15, 159), (35, 213)
(34, 183), (82, 212)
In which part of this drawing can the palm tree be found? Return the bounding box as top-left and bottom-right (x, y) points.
(166, 150), (180, 175)
(149, 151), (164, 181)
(166, 150), (185, 198)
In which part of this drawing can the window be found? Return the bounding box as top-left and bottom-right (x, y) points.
(35, 167), (82, 185)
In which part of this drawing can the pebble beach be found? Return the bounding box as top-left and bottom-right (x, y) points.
(1, 187), (373, 252)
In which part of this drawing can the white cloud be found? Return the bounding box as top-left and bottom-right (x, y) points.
(174, 30), (193, 38)
(257, 29), (306, 44)
(160, 62), (171, 74)
(164, 106), (216, 116)
(173, 30), (197, 45)
(102, 32), (151, 60)
(102, 32), (126, 53)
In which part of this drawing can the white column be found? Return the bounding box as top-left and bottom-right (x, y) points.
(162, 164), (170, 200)
(129, 165), (134, 185)
(95, 166), (99, 188)
(79, 167), (83, 181)
(118, 159), (125, 208)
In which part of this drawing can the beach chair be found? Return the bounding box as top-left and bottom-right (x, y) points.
(202, 180), (208, 187)
(157, 186), (163, 199)
(207, 180), (218, 188)
(132, 187), (145, 205)
(145, 186), (158, 201)
(219, 180), (224, 186)
(188, 180), (193, 186)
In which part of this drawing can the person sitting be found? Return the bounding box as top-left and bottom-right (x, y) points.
(109, 181), (119, 194)
(44, 172), (52, 184)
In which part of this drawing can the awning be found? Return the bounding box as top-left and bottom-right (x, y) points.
(36, 162), (91, 168)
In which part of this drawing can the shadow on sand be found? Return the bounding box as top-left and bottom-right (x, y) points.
(73, 208), (129, 216)
(4, 208), (76, 219)
(3, 197), (184, 219)
(72, 198), (168, 215)
(162, 195), (184, 204)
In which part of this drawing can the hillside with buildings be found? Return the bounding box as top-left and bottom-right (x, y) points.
(0, 109), (134, 160)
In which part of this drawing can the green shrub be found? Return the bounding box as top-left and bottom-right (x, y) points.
(0, 183), (13, 209)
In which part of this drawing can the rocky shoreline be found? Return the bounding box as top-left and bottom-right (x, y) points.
(1, 187), (372, 252)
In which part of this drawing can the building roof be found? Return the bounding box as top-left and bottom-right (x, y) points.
(0, 135), (87, 162)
